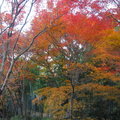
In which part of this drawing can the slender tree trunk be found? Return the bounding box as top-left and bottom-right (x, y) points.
(70, 79), (75, 120)
(7, 86), (17, 115)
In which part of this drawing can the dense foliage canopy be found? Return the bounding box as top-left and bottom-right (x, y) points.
(0, 0), (120, 120)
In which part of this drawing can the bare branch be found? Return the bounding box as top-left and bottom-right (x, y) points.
(12, 0), (34, 52)
(0, 58), (14, 94)
(0, 41), (9, 75)
(15, 27), (48, 61)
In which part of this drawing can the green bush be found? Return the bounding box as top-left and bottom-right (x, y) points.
(41, 118), (52, 120)
(10, 115), (23, 120)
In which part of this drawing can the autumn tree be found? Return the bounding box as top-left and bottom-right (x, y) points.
(0, 0), (58, 96)
(0, 0), (64, 119)
(0, 0), (120, 119)
(31, 0), (120, 120)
